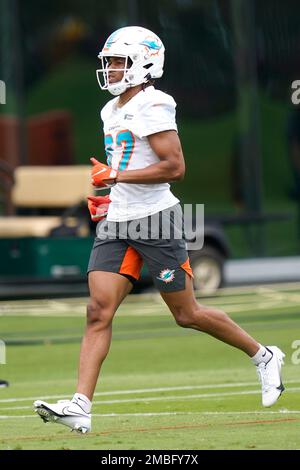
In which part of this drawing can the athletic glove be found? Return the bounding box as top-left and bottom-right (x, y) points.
(90, 157), (118, 188)
(87, 194), (111, 222)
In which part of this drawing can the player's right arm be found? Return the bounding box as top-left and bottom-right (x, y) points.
(115, 130), (185, 184)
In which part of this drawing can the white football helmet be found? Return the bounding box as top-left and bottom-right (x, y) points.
(96, 26), (165, 96)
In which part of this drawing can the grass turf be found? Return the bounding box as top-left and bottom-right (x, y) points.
(0, 287), (299, 450)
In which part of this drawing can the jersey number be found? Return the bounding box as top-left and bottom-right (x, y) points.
(104, 130), (135, 171)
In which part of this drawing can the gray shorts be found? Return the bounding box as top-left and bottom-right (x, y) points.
(87, 203), (193, 292)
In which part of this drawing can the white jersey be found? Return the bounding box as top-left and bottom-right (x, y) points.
(100, 86), (180, 221)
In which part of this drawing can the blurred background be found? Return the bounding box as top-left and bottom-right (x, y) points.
(1, 2), (300, 448)
(1, 0), (300, 298)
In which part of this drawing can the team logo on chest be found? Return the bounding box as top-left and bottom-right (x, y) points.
(157, 269), (175, 283)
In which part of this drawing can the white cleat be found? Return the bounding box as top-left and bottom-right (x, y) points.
(33, 399), (91, 434)
(256, 346), (285, 407)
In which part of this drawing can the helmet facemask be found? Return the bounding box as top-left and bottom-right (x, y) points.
(96, 55), (133, 96)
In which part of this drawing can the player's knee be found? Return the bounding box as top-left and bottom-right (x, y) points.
(172, 305), (196, 328)
(175, 316), (192, 328)
(86, 300), (114, 328)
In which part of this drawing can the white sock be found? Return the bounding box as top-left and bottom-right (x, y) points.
(251, 344), (273, 365)
(71, 393), (92, 414)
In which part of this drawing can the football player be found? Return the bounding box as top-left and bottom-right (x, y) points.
(34, 26), (285, 433)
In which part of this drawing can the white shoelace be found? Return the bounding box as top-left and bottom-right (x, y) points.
(257, 363), (271, 392)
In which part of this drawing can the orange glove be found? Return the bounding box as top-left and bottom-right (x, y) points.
(90, 157), (118, 188)
(87, 195), (111, 222)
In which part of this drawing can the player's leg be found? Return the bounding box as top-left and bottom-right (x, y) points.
(34, 271), (132, 433)
(160, 274), (285, 407)
(34, 234), (143, 432)
(161, 273), (258, 354)
(76, 270), (133, 400)
(131, 204), (284, 407)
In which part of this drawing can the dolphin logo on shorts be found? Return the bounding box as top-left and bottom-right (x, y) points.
(157, 269), (175, 283)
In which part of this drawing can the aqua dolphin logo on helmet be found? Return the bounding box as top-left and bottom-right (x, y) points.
(140, 36), (162, 55)
(103, 29), (122, 51)
(96, 26), (165, 96)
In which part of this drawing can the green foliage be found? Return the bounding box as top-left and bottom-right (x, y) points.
(26, 56), (107, 163)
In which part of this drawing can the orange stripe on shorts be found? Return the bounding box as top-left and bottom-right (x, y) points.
(181, 257), (194, 278)
(119, 246), (143, 280)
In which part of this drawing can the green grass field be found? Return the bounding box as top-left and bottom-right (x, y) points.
(0, 284), (299, 450)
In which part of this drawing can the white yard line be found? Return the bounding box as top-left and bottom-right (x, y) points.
(0, 297), (299, 316)
(1, 281), (300, 317)
(90, 387), (300, 405)
(1, 379), (299, 404)
(1, 410), (300, 419)
(1, 386), (299, 411)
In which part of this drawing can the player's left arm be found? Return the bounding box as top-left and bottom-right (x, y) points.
(116, 130), (185, 184)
